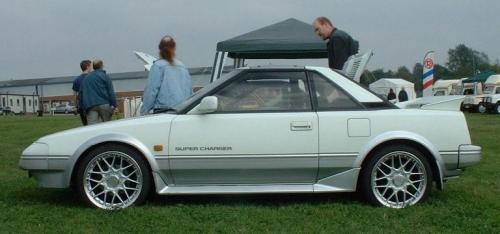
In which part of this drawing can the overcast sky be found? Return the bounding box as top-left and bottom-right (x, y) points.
(0, 0), (499, 81)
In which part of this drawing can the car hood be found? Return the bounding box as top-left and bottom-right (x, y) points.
(37, 114), (177, 144)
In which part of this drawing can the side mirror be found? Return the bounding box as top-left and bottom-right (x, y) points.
(198, 96), (218, 114)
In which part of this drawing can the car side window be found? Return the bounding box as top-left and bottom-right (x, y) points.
(308, 71), (361, 110)
(496, 87), (500, 94)
(213, 71), (312, 112)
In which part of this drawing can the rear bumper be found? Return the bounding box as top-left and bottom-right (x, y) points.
(458, 144), (481, 168)
(440, 144), (481, 178)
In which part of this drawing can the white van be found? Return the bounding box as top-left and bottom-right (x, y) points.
(432, 79), (462, 96)
(479, 75), (500, 114)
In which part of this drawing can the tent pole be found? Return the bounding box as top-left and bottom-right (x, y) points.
(210, 52), (221, 83)
(216, 52), (227, 80)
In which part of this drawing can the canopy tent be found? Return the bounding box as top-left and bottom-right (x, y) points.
(211, 18), (327, 81)
(369, 78), (416, 101)
(462, 71), (495, 83)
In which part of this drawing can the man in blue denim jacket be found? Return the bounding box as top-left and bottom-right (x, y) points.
(140, 36), (192, 115)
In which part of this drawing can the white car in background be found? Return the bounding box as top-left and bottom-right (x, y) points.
(19, 66), (481, 210)
(53, 103), (76, 114)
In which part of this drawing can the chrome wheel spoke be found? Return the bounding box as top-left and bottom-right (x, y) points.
(87, 178), (102, 183)
(124, 186), (139, 191)
(375, 176), (389, 181)
(115, 192), (124, 204)
(125, 178), (139, 184)
(381, 162), (392, 170)
(122, 189), (131, 200)
(410, 179), (425, 184)
(377, 167), (389, 176)
(93, 190), (106, 198)
(121, 163), (134, 171)
(404, 189), (418, 199)
(126, 169), (137, 177)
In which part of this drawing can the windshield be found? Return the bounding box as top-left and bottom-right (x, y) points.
(173, 69), (243, 112)
(484, 85), (494, 94)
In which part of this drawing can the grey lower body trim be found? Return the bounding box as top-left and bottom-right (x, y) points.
(19, 155), (70, 188)
(154, 168), (360, 195)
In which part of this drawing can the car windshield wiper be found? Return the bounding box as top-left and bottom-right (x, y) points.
(153, 108), (177, 114)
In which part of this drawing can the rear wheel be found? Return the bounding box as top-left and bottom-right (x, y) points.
(360, 145), (433, 208)
(495, 103), (500, 114)
(75, 144), (152, 210)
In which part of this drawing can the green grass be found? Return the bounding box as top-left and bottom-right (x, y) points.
(0, 114), (499, 233)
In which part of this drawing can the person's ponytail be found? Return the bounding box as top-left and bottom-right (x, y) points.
(159, 36), (176, 64)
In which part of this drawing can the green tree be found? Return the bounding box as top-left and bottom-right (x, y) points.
(446, 44), (490, 77)
(396, 66), (413, 82)
(412, 63), (423, 95)
(434, 64), (453, 80)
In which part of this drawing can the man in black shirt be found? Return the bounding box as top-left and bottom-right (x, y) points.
(313, 16), (359, 70)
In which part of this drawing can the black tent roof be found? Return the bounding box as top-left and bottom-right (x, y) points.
(216, 18), (328, 59)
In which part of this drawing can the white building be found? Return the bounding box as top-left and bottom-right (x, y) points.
(0, 66), (226, 113)
(0, 93), (40, 114)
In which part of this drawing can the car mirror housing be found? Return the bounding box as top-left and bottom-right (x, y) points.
(198, 96), (218, 114)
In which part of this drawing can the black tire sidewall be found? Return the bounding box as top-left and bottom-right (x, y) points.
(360, 144), (433, 207)
(75, 144), (152, 209)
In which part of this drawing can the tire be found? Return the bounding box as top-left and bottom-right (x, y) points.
(75, 144), (152, 210)
(495, 103), (500, 114)
(478, 103), (487, 114)
(360, 144), (433, 208)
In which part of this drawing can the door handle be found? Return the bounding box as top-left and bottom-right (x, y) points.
(290, 121), (312, 131)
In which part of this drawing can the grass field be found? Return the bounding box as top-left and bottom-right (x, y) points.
(0, 114), (498, 233)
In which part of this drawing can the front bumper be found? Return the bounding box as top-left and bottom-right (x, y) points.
(19, 155), (70, 188)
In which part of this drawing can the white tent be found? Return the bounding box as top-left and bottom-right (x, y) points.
(369, 78), (416, 101)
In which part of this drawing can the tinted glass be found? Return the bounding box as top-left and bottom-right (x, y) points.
(214, 71), (311, 112)
(308, 72), (360, 110)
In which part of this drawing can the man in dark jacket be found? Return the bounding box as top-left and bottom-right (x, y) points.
(313, 16), (359, 70)
(398, 87), (409, 102)
(72, 60), (91, 125)
(387, 88), (396, 101)
(80, 60), (117, 125)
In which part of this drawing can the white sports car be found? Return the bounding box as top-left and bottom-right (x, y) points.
(19, 66), (481, 209)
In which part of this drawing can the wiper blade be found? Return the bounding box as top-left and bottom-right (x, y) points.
(153, 108), (177, 114)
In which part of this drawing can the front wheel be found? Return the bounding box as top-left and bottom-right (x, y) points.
(75, 144), (152, 210)
(360, 145), (433, 208)
(495, 103), (500, 114)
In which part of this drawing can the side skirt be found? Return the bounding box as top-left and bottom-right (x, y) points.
(153, 169), (360, 195)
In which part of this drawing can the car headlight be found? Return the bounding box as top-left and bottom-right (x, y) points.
(22, 142), (49, 156)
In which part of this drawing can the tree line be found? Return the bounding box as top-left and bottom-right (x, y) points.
(361, 44), (500, 94)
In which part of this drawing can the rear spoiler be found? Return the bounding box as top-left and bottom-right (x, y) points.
(396, 96), (465, 111)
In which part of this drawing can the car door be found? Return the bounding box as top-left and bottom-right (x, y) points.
(168, 70), (318, 185)
(307, 71), (371, 180)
